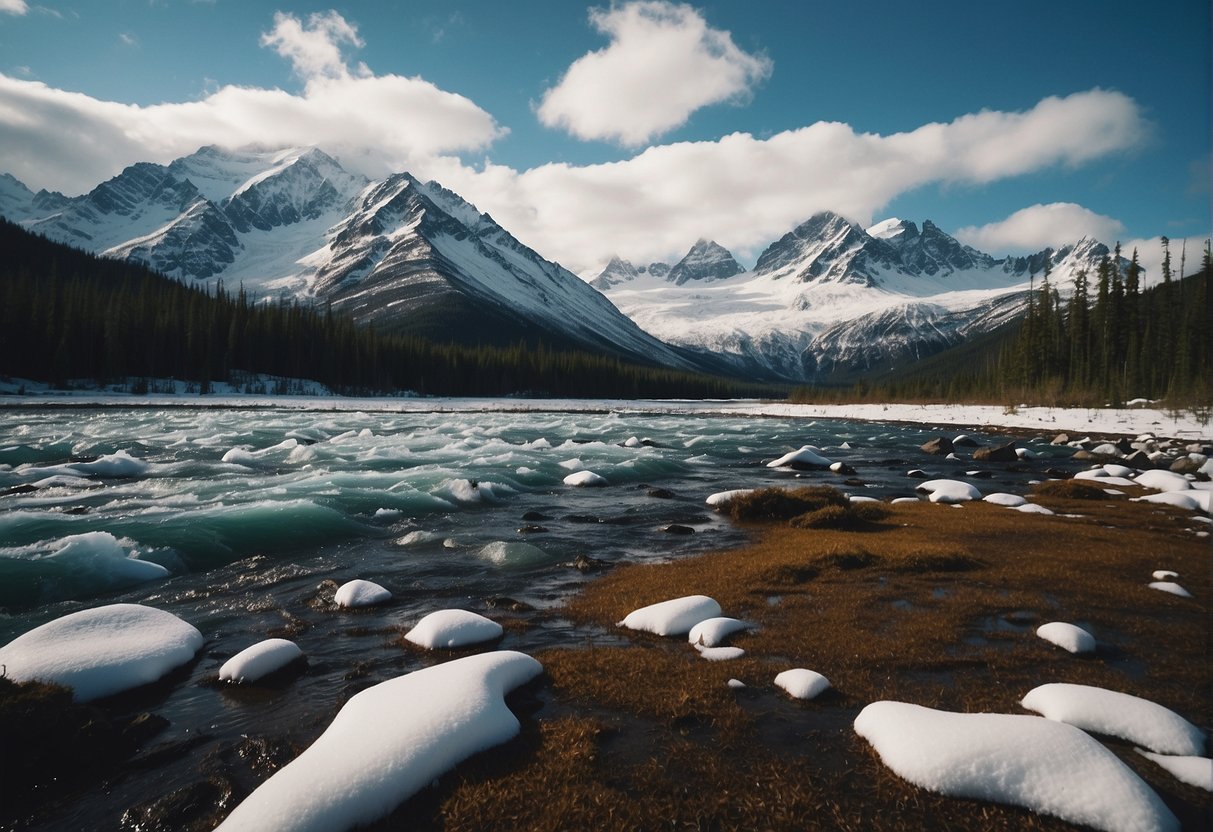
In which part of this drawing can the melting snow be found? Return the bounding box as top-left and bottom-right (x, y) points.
(0, 603), (203, 701)
(215, 651), (543, 832)
(855, 701), (1177, 832)
(1021, 683), (1206, 756)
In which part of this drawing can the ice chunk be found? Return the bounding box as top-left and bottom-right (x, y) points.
(38, 531), (170, 588)
(1136, 750), (1213, 792)
(215, 651), (543, 832)
(477, 540), (552, 568)
(1036, 622), (1096, 654)
(855, 701), (1177, 832)
(774, 668), (831, 700)
(563, 470), (607, 487)
(69, 450), (149, 478)
(916, 479), (981, 503)
(1021, 683), (1206, 756)
(767, 445), (833, 469)
(220, 639), (304, 683)
(618, 595), (721, 636)
(688, 616), (750, 647)
(0, 603), (203, 702)
(404, 609), (503, 649)
(334, 579), (392, 608)
(983, 493), (1026, 507)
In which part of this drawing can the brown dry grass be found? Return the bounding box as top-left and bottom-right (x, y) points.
(391, 497), (1211, 830)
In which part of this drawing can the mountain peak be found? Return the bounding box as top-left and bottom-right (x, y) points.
(667, 239), (745, 286)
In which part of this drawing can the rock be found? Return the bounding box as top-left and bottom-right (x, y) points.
(1170, 457), (1202, 474)
(521, 511), (550, 521)
(952, 435), (980, 447)
(1123, 450), (1153, 469)
(646, 487), (676, 499)
(561, 554), (611, 572)
(1115, 438), (1134, 454)
(1051, 433), (1071, 445)
(517, 525), (547, 534)
(921, 437), (954, 455)
(906, 469), (929, 479)
(483, 596), (534, 612)
(662, 524), (695, 535)
(1071, 449), (1097, 460)
(830, 462), (857, 475)
(973, 442), (1018, 462)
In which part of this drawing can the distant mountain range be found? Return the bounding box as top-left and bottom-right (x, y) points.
(0, 146), (1129, 383)
(592, 212), (1125, 381)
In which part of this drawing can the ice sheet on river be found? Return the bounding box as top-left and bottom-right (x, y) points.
(215, 651), (543, 832)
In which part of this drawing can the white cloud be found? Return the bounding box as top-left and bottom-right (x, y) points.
(0, 0), (28, 15)
(261, 10), (365, 81)
(954, 203), (1127, 255)
(0, 10), (504, 195)
(439, 89), (1149, 272)
(537, 1), (772, 146)
(118, 32), (138, 48)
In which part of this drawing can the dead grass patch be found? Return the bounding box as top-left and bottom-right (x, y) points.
(727, 486), (847, 522)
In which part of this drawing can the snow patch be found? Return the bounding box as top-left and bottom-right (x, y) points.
(774, 668), (831, 700)
(1036, 622), (1096, 654)
(219, 639), (304, 683)
(618, 595), (722, 637)
(334, 579), (392, 608)
(403, 609), (503, 650)
(1021, 683), (1206, 756)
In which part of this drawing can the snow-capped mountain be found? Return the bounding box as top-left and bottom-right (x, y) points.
(667, 239), (745, 285)
(1, 147), (695, 368)
(599, 211), (1129, 381)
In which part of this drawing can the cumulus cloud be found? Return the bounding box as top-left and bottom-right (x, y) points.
(0, 10), (504, 194)
(537, 1), (772, 146)
(261, 10), (365, 81)
(0, 0), (28, 15)
(439, 89), (1149, 271)
(954, 203), (1127, 255)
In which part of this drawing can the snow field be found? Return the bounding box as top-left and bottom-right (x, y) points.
(0, 603), (203, 702)
(854, 701), (1178, 832)
(215, 651), (543, 832)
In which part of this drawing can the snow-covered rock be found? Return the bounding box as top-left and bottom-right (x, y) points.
(618, 595), (722, 637)
(1036, 622), (1096, 654)
(1133, 470), (1191, 492)
(403, 610), (503, 650)
(767, 445), (833, 469)
(334, 579), (392, 608)
(215, 651), (543, 832)
(705, 488), (755, 508)
(220, 639), (304, 683)
(0, 603), (203, 702)
(1021, 683), (1206, 756)
(687, 617), (749, 648)
(774, 668), (831, 700)
(563, 470), (608, 487)
(855, 701), (1177, 832)
(916, 479), (981, 503)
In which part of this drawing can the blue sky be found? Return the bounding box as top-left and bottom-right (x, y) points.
(0, 0), (1208, 274)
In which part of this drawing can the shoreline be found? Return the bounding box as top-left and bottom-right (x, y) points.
(1, 394), (1208, 442)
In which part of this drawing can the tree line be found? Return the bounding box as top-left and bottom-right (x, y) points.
(791, 238), (1211, 408)
(0, 220), (782, 400)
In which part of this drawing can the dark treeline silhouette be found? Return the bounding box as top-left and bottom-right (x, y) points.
(0, 219), (782, 399)
(791, 238), (1211, 408)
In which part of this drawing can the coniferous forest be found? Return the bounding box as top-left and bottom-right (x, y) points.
(0, 220), (781, 399)
(792, 238), (1211, 409)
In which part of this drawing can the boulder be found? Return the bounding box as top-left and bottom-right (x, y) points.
(920, 437), (954, 455)
(973, 442), (1018, 463)
(1051, 433), (1071, 445)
